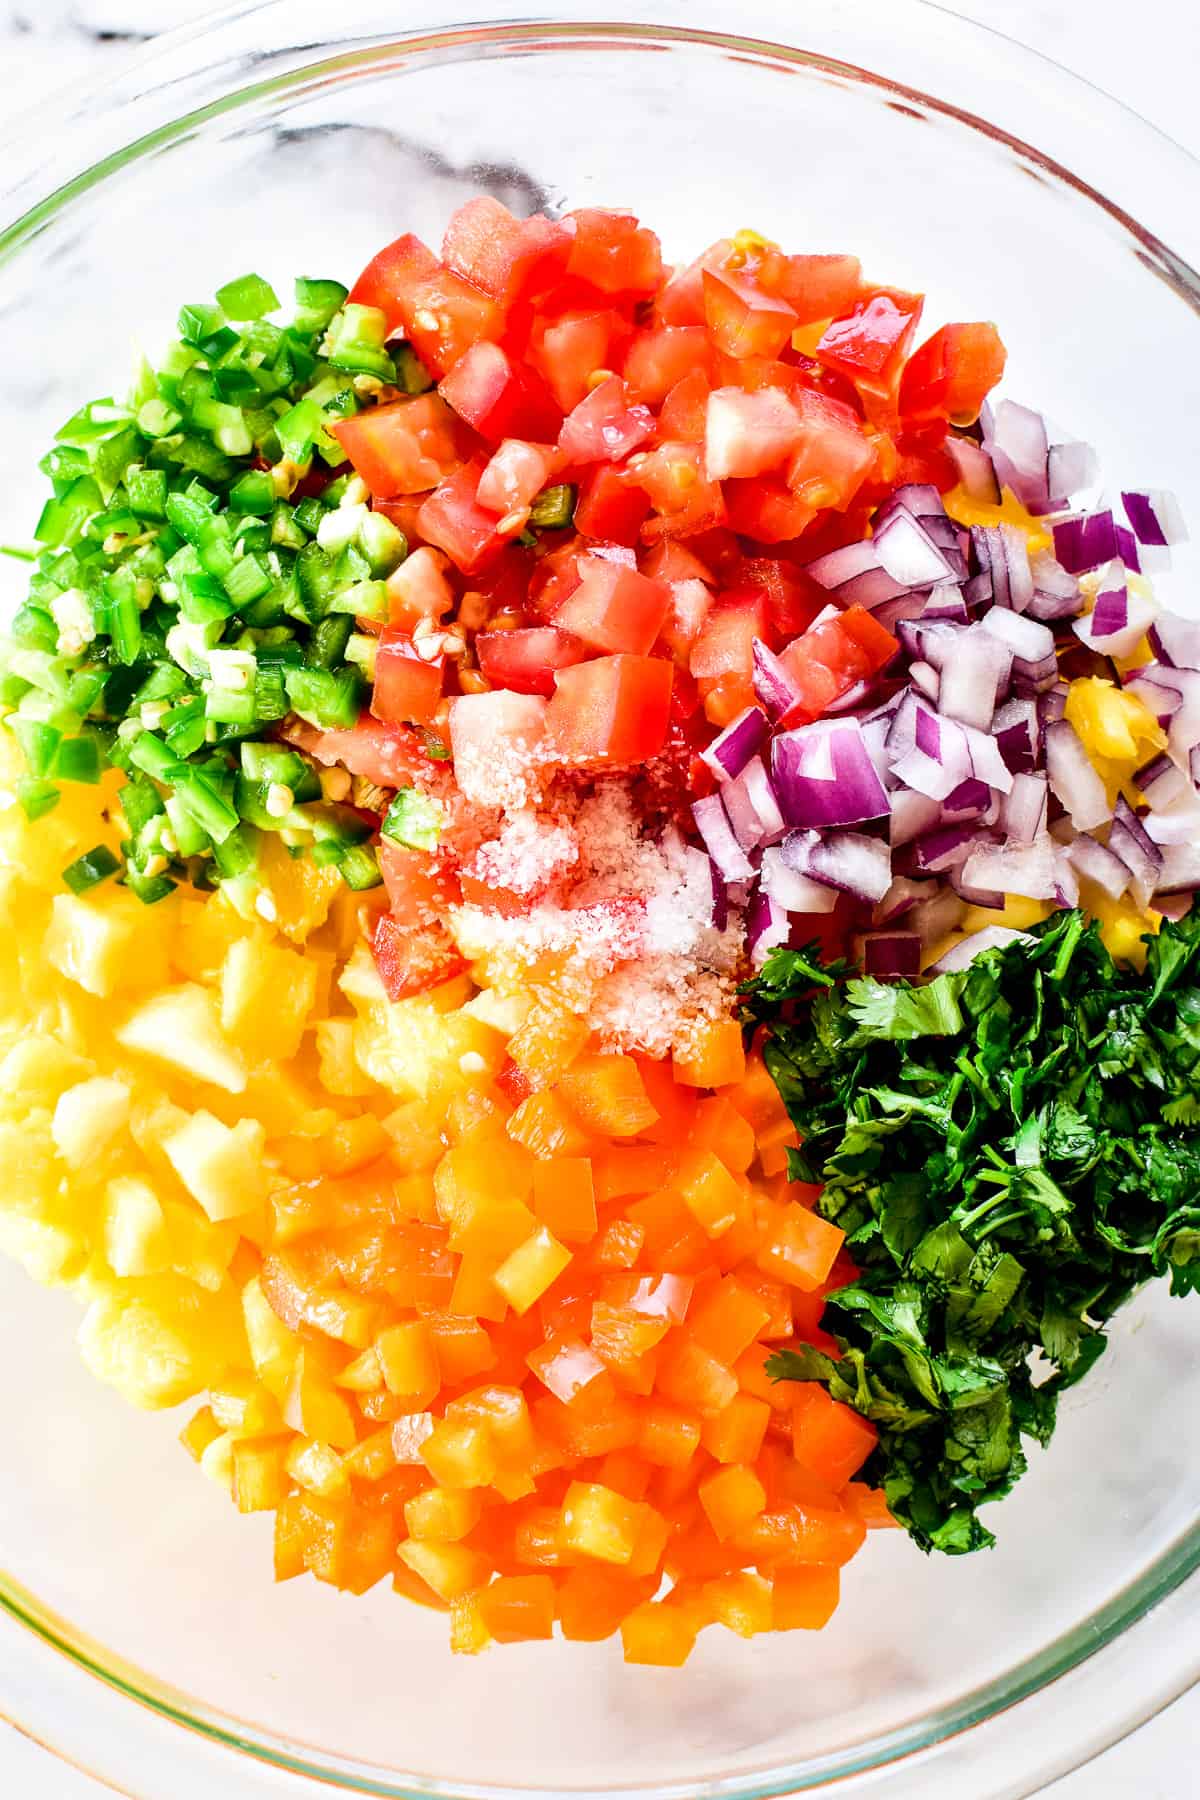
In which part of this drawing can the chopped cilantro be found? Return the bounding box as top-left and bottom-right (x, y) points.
(742, 911), (1200, 1554)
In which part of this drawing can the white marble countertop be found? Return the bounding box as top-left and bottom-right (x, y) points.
(0, 2), (1196, 1795)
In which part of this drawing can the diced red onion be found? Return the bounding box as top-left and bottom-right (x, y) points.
(692, 793), (755, 881)
(751, 638), (802, 721)
(1145, 804), (1200, 846)
(1148, 614), (1200, 671)
(1052, 511), (1120, 575)
(908, 885), (968, 945)
(993, 698), (1039, 774)
(1073, 585), (1159, 660)
(921, 582), (970, 625)
(700, 705), (768, 782)
(708, 858), (729, 932)
(780, 828), (893, 903)
(913, 822), (980, 874)
(862, 931), (922, 979)
(1054, 850), (1081, 909)
(942, 778), (993, 820)
(1044, 718), (1112, 830)
(873, 875), (935, 925)
(804, 541), (908, 610)
(825, 679), (874, 715)
(920, 518), (969, 579)
(1026, 550), (1084, 623)
(971, 526), (1011, 610)
(889, 786), (943, 849)
(1065, 832), (1129, 900)
(1046, 439), (1099, 505)
(886, 695), (973, 801)
(771, 719), (892, 829)
(1114, 523), (1141, 574)
(1037, 684), (1070, 734)
(909, 660), (940, 703)
(950, 867), (1006, 909)
(981, 605), (1056, 665)
(760, 844), (839, 914)
(1001, 772), (1048, 844)
(890, 482), (945, 519)
(1108, 794), (1163, 908)
(1154, 893), (1194, 921)
(1156, 840), (1200, 893)
(746, 889), (790, 968)
(945, 434), (1001, 504)
(871, 508), (956, 588)
(983, 400), (1052, 514)
(873, 592), (934, 637)
(934, 625), (1013, 731)
(1152, 667), (1200, 754)
(961, 722), (1016, 794)
(1136, 753), (1192, 809)
(1123, 672), (1182, 724)
(1122, 489), (1188, 548)
(960, 836), (1061, 901)
(930, 925), (1035, 973)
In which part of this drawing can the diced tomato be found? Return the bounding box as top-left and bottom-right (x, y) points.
(713, 354), (807, 399)
(723, 478), (816, 545)
(439, 342), (561, 446)
(442, 197), (572, 307)
(642, 540), (714, 587)
(574, 464), (652, 546)
(631, 441), (727, 542)
(476, 439), (563, 524)
(545, 654), (674, 764)
(348, 232), (505, 374)
(565, 209), (663, 297)
(476, 625), (589, 696)
(386, 544), (455, 630)
(690, 593), (768, 688)
(659, 577), (713, 664)
(722, 558), (825, 641)
(657, 239), (733, 327)
(282, 714), (438, 791)
(658, 369), (713, 445)
(704, 386), (804, 481)
(703, 266), (798, 361)
(527, 538), (587, 616)
(898, 321), (1007, 428)
(529, 310), (631, 413)
(559, 376), (654, 466)
(814, 289), (924, 396)
(371, 629), (445, 725)
(554, 557), (670, 656)
(372, 909), (465, 1000)
(331, 395), (462, 499)
(622, 327), (713, 405)
(777, 605), (899, 725)
(417, 462), (508, 573)
(785, 388), (876, 510)
(771, 253), (862, 325)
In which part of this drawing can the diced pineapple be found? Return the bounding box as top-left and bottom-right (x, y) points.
(314, 1018), (377, 1098)
(163, 1110), (268, 1222)
(170, 893), (250, 986)
(200, 1428), (237, 1493)
(116, 985), (247, 1094)
(219, 935), (318, 1065)
(285, 1436), (350, 1499)
(461, 988), (531, 1034)
(77, 1275), (246, 1409)
(242, 1273), (300, 1386)
(104, 1175), (170, 1277)
(0, 1036), (94, 1114)
(44, 891), (168, 999)
(51, 1076), (131, 1169)
(160, 1198), (240, 1292)
(258, 836), (344, 943)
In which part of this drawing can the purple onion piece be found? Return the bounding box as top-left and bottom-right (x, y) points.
(983, 400), (1051, 514)
(692, 793), (755, 881)
(935, 625), (1013, 732)
(1136, 753), (1192, 809)
(771, 720), (892, 830)
(751, 637), (802, 722)
(708, 858), (729, 933)
(1044, 719), (1111, 831)
(872, 508), (955, 589)
(1051, 510), (1119, 575)
(862, 931), (923, 979)
(873, 875), (935, 925)
(1074, 586), (1159, 661)
(1066, 832), (1130, 901)
(1148, 612), (1200, 672)
(907, 885), (968, 946)
(1107, 794), (1163, 909)
(913, 823), (979, 874)
(1153, 892), (1194, 921)
(960, 836), (1060, 901)
(1114, 523), (1141, 574)
(746, 889), (790, 968)
(1046, 438), (1099, 506)
(760, 844), (839, 914)
(1001, 772), (1048, 845)
(929, 925), (1036, 972)
(945, 435), (1001, 504)
(1122, 489), (1189, 548)
(699, 705), (768, 783)
(1155, 840), (1200, 894)
(780, 828), (894, 903)
(992, 697), (1039, 775)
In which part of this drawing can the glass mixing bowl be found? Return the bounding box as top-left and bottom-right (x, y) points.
(0, 3), (1198, 1795)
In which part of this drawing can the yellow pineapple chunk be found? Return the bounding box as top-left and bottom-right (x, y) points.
(160, 1198), (240, 1292)
(51, 1076), (131, 1169)
(115, 985), (247, 1093)
(0, 1036), (93, 1114)
(43, 891), (168, 999)
(219, 935), (318, 1064)
(242, 1273), (299, 1386)
(258, 836), (343, 943)
(77, 1275), (244, 1409)
(163, 1110), (268, 1221)
(104, 1176), (170, 1278)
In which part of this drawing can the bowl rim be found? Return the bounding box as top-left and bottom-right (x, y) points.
(0, 4), (1199, 1797)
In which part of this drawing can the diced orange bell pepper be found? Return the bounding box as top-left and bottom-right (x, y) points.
(791, 1384), (878, 1489)
(621, 1599), (699, 1666)
(375, 1319), (441, 1405)
(561, 1053), (660, 1137)
(506, 1090), (593, 1159)
(672, 1019), (746, 1088)
(656, 1334), (739, 1416)
(701, 1569), (773, 1636)
(733, 1496), (866, 1569)
(698, 1463), (767, 1541)
(477, 1573), (556, 1642)
(725, 1046), (791, 1134)
(593, 1144), (679, 1201)
(688, 1277), (772, 1364)
(688, 1095), (756, 1173)
(420, 1417), (498, 1489)
(425, 1313), (498, 1384)
(398, 1539), (492, 1601)
(233, 1435), (292, 1514)
(589, 1218), (645, 1269)
(637, 1400), (702, 1468)
(560, 1480), (645, 1565)
(557, 1567), (658, 1641)
(494, 1225), (573, 1314)
(844, 1482), (898, 1530)
(700, 1392), (772, 1464)
(771, 1565), (840, 1630)
(404, 1486), (483, 1542)
(508, 996), (590, 1088)
(526, 1336), (608, 1404)
(531, 1157), (598, 1242)
(597, 1448), (654, 1501)
(449, 1593), (491, 1652)
(625, 1189), (711, 1272)
(673, 1148), (748, 1238)
(633, 1053), (699, 1144)
(755, 1201), (845, 1291)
